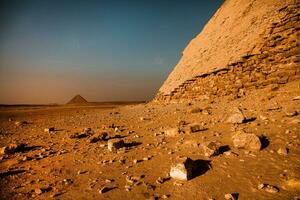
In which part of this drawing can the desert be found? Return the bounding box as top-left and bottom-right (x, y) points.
(0, 0), (299, 199)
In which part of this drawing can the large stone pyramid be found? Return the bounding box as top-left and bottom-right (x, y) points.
(67, 95), (88, 104)
(155, 0), (299, 102)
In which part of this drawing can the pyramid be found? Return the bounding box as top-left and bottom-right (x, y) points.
(155, 0), (299, 102)
(67, 95), (88, 104)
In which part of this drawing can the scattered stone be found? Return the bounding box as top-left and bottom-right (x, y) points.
(224, 193), (237, 200)
(107, 139), (125, 152)
(232, 133), (261, 151)
(293, 96), (300, 100)
(164, 128), (180, 137)
(0, 143), (26, 155)
(285, 110), (298, 117)
(226, 108), (245, 124)
(201, 141), (220, 157)
(258, 183), (279, 193)
(170, 157), (194, 181)
(277, 147), (288, 156)
(89, 132), (108, 143)
(15, 121), (28, 127)
(189, 108), (202, 113)
(34, 188), (43, 195)
(188, 124), (206, 133)
(161, 194), (170, 199)
(133, 159), (142, 164)
(70, 132), (88, 139)
(99, 186), (112, 194)
(44, 127), (55, 133)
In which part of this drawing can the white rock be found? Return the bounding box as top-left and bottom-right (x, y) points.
(170, 157), (193, 181)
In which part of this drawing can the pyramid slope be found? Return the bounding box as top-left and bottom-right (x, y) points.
(158, 0), (296, 95)
(67, 95), (88, 104)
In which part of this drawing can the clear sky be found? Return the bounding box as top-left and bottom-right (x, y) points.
(0, 0), (223, 104)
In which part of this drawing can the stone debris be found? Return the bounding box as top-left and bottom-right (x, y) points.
(277, 147), (288, 156)
(226, 108), (246, 124)
(44, 127), (55, 133)
(70, 132), (89, 139)
(189, 108), (202, 113)
(188, 124), (206, 133)
(0, 143), (26, 155)
(224, 193), (238, 200)
(164, 128), (180, 137)
(285, 110), (298, 117)
(107, 139), (125, 152)
(34, 188), (43, 195)
(293, 96), (300, 101)
(89, 132), (108, 143)
(15, 121), (28, 127)
(99, 186), (112, 194)
(201, 141), (220, 157)
(232, 133), (261, 151)
(170, 157), (194, 181)
(258, 183), (279, 193)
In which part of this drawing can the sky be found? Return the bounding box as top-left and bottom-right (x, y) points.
(0, 0), (223, 104)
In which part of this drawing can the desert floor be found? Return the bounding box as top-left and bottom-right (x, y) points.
(0, 80), (300, 200)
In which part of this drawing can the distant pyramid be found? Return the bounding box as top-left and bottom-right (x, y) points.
(67, 95), (88, 104)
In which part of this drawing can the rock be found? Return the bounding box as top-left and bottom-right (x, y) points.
(83, 128), (94, 135)
(99, 186), (112, 194)
(201, 141), (220, 157)
(34, 188), (43, 195)
(164, 128), (180, 137)
(224, 193), (237, 200)
(70, 132), (88, 139)
(293, 96), (300, 101)
(277, 147), (288, 155)
(226, 108), (246, 124)
(44, 127), (55, 133)
(15, 121), (28, 127)
(285, 110), (298, 117)
(0, 143), (26, 155)
(170, 157), (193, 181)
(232, 133), (261, 151)
(89, 132), (108, 143)
(188, 124), (206, 133)
(258, 183), (279, 193)
(107, 139), (125, 152)
(189, 108), (202, 113)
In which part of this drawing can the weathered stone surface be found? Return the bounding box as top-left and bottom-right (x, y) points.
(188, 124), (206, 133)
(201, 141), (220, 157)
(170, 157), (193, 181)
(226, 108), (246, 124)
(232, 133), (261, 150)
(277, 147), (288, 155)
(107, 139), (125, 152)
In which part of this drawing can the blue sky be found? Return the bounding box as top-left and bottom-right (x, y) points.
(0, 0), (223, 104)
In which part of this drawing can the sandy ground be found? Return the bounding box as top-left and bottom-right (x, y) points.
(0, 80), (300, 200)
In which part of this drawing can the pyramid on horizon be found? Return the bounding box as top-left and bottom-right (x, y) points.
(67, 95), (88, 104)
